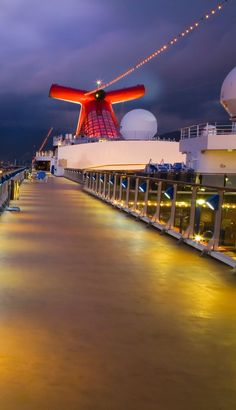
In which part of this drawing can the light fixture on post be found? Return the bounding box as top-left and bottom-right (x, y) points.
(139, 181), (147, 193)
(122, 179), (128, 189)
(96, 79), (102, 89)
(109, 175), (115, 185)
(164, 186), (174, 200)
(206, 194), (220, 210)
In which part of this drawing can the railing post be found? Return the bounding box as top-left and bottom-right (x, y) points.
(92, 173), (96, 191)
(142, 178), (150, 217)
(95, 172), (99, 194)
(89, 173), (93, 190)
(112, 174), (117, 201)
(166, 183), (177, 230)
(152, 181), (162, 222)
(132, 177), (139, 212)
(125, 176), (131, 208)
(119, 175), (123, 202)
(98, 173), (102, 196)
(107, 174), (111, 199)
(102, 173), (107, 198)
(85, 173), (89, 189)
(208, 189), (224, 251)
(183, 186), (198, 238)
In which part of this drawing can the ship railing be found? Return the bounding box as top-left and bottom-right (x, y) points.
(68, 169), (236, 269)
(36, 150), (53, 157)
(181, 123), (236, 139)
(0, 167), (26, 209)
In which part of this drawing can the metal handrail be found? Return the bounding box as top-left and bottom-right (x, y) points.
(181, 122), (236, 139)
(65, 168), (236, 192)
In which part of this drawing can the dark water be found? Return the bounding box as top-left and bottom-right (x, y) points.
(0, 176), (236, 410)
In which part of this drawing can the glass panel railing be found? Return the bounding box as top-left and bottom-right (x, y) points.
(159, 182), (173, 224)
(146, 180), (159, 219)
(219, 192), (236, 259)
(174, 184), (192, 234)
(194, 187), (218, 244)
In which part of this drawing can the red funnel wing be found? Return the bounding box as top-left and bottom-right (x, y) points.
(106, 85), (145, 104)
(49, 84), (91, 104)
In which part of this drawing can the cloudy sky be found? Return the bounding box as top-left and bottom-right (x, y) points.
(0, 0), (235, 160)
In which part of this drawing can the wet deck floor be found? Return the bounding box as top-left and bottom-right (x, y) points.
(0, 176), (236, 410)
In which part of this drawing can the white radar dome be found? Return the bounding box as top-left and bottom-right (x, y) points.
(220, 66), (236, 119)
(120, 109), (157, 140)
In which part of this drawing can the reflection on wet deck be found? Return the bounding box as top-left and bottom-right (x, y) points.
(0, 176), (236, 410)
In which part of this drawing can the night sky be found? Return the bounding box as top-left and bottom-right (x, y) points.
(0, 0), (235, 160)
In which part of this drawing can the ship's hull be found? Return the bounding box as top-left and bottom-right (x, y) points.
(55, 140), (184, 175)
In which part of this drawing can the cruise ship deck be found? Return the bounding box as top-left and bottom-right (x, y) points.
(0, 176), (236, 410)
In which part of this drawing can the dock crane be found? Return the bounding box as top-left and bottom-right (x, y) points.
(32, 127), (53, 165)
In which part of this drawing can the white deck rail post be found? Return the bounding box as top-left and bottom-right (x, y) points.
(166, 183), (177, 230)
(102, 173), (107, 198)
(107, 174), (111, 199)
(119, 176), (123, 202)
(142, 178), (150, 217)
(95, 173), (99, 194)
(112, 174), (117, 202)
(183, 186), (198, 239)
(208, 189), (224, 251)
(89, 172), (93, 190)
(133, 177), (139, 212)
(84, 173), (88, 189)
(92, 173), (96, 191)
(152, 181), (162, 222)
(98, 173), (102, 196)
(125, 176), (131, 209)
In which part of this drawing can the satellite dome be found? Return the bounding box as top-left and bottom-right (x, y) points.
(220, 66), (236, 119)
(120, 109), (157, 140)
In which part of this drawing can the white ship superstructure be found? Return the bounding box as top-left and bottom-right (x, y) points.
(34, 66), (236, 187)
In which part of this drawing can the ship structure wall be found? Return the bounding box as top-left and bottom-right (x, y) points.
(186, 150), (236, 174)
(57, 140), (184, 171)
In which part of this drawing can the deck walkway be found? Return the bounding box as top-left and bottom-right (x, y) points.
(0, 176), (236, 410)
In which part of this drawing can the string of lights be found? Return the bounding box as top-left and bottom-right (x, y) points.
(86, 0), (229, 95)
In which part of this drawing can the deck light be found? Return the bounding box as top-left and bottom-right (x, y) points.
(139, 181), (147, 193)
(100, 175), (105, 183)
(96, 80), (102, 88)
(109, 176), (115, 185)
(206, 194), (220, 211)
(122, 179), (128, 189)
(164, 186), (174, 200)
(196, 199), (205, 205)
(195, 234), (202, 242)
